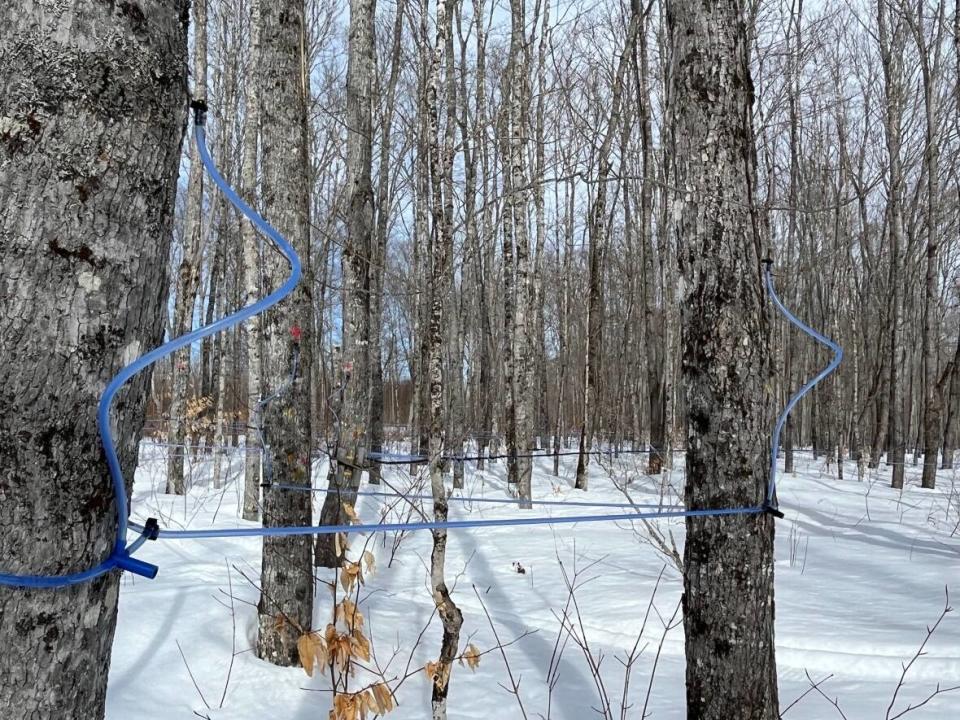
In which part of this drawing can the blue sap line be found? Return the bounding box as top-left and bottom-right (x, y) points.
(0, 108), (300, 588)
(2, 109), (839, 588)
(128, 506), (764, 541)
(270, 484), (666, 510)
(763, 262), (843, 508)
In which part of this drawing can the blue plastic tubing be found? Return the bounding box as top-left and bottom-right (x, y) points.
(134, 506), (765, 540)
(0, 112), (839, 586)
(0, 117), (301, 588)
(763, 263), (843, 506)
(271, 485), (668, 510)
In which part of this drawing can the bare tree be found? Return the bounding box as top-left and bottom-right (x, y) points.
(240, 0), (265, 521)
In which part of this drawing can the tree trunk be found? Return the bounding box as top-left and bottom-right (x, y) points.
(0, 1), (187, 715)
(941, 332), (960, 468)
(877, 0), (907, 490)
(315, 0), (376, 566)
(167, 0), (209, 494)
(426, 2), (463, 717)
(240, 0), (264, 521)
(369, 0), (407, 487)
(509, 0), (534, 507)
(255, 0), (314, 666)
(577, 3), (641, 489)
(912, 2), (943, 490)
(669, 0), (779, 716)
(638, 11), (665, 476)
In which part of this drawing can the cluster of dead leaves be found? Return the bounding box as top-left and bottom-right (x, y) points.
(329, 683), (395, 720)
(338, 548), (376, 595)
(299, 620), (371, 678)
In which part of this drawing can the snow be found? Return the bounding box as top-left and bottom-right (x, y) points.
(107, 444), (960, 718)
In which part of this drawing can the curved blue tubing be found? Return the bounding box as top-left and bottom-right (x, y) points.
(0, 110), (301, 588)
(0, 106), (838, 587)
(763, 263), (843, 507)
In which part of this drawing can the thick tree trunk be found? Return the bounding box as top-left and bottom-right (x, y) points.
(669, 0), (779, 717)
(0, 1), (187, 716)
(638, 14), (665, 476)
(255, 0), (314, 666)
(913, 5), (942, 490)
(941, 333), (960, 469)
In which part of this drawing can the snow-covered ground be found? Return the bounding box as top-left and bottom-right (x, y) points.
(107, 444), (960, 718)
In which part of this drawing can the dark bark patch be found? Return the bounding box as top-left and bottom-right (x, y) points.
(118, 2), (148, 35)
(76, 175), (102, 203)
(47, 239), (104, 269)
(43, 624), (60, 651)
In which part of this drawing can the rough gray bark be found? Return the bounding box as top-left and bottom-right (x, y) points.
(941, 330), (960, 468)
(255, 0), (314, 666)
(668, 0), (779, 717)
(315, 0), (376, 567)
(0, 0), (187, 716)
(167, 0), (208, 494)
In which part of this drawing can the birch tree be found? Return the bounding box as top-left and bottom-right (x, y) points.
(426, 2), (463, 717)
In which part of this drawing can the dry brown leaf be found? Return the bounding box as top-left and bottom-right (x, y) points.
(330, 693), (363, 720)
(334, 532), (349, 558)
(460, 643), (481, 671)
(324, 625), (352, 672)
(370, 682), (395, 714)
(340, 561), (362, 594)
(297, 632), (328, 678)
(336, 599), (364, 631)
(350, 628), (371, 662)
(424, 660), (450, 688)
(342, 502), (359, 523)
(361, 550), (376, 576)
